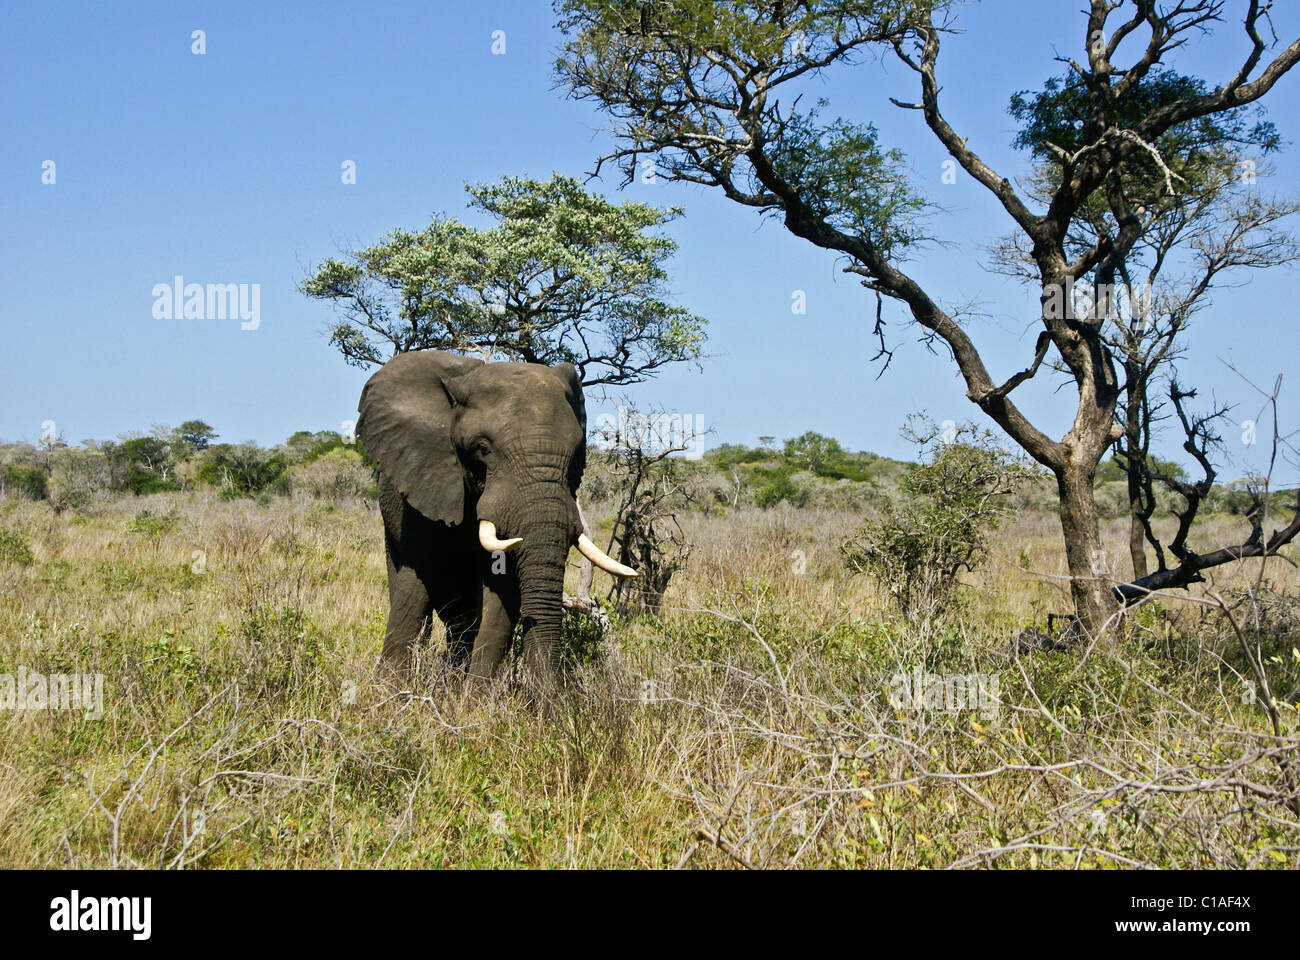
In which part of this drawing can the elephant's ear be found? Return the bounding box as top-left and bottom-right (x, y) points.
(549, 362), (587, 494)
(357, 350), (483, 525)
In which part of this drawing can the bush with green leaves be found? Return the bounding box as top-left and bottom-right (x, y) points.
(842, 419), (1033, 622)
(1, 464), (47, 501)
(754, 468), (807, 509)
(170, 420), (218, 458)
(782, 431), (875, 481)
(196, 443), (288, 496)
(126, 508), (180, 541)
(0, 529), (34, 567)
(108, 435), (180, 495)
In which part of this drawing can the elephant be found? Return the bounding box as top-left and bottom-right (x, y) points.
(356, 349), (637, 690)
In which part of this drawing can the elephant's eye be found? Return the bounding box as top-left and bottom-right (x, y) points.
(476, 440), (491, 457)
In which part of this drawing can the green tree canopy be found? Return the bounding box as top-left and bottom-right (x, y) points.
(303, 173), (707, 385)
(783, 431), (843, 475)
(172, 420), (218, 458)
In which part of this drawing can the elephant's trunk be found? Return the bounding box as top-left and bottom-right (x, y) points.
(514, 490), (576, 690)
(480, 436), (579, 690)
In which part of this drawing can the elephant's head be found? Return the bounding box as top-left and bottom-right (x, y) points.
(357, 350), (634, 680)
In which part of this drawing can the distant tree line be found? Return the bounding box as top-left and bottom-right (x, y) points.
(0, 420), (376, 510)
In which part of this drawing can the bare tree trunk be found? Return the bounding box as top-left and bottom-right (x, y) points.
(1056, 461), (1120, 637)
(1123, 375), (1149, 580)
(1128, 511), (1148, 580)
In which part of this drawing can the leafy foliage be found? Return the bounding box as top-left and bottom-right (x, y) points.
(172, 420), (218, 458)
(556, 1), (935, 257)
(700, 431), (897, 507)
(303, 174), (707, 384)
(195, 444), (289, 497)
(753, 468), (807, 509)
(0, 529), (34, 567)
(289, 448), (376, 502)
(126, 508), (180, 542)
(1011, 69), (1277, 177)
(842, 420), (1032, 620)
(1, 464), (47, 501)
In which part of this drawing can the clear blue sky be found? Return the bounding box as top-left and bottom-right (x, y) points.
(3, 1), (1297, 481)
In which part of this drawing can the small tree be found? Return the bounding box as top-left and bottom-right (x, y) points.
(289, 447), (374, 502)
(108, 435), (177, 495)
(303, 173), (706, 386)
(843, 419), (1032, 622)
(592, 405), (699, 616)
(172, 420), (218, 458)
(783, 431), (843, 476)
(45, 447), (111, 512)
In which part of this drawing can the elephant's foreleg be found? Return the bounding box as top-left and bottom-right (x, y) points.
(468, 579), (519, 680)
(381, 558), (433, 672)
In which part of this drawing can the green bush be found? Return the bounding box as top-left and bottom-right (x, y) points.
(289, 447), (376, 501)
(754, 469), (806, 508)
(782, 431), (874, 481)
(704, 443), (772, 470)
(843, 421), (1031, 621)
(124, 470), (180, 495)
(0, 529), (34, 566)
(196, 443), (288, 496)
(126, 509), (179, 540)
(110, 436), (179, 495)
(2, 465), (47, 501)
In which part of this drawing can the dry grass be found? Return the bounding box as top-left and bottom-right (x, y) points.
(0, 488), (1297, 868)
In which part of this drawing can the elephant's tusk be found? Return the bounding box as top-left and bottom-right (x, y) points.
(479, 520), (523, 553)
(577, 534), (639, 579)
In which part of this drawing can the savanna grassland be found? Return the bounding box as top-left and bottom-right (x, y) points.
(1, 448), (1298, 869)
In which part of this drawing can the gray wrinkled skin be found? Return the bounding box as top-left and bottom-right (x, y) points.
(359, 351), (586, 691)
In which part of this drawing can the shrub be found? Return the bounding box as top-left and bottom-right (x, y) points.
(109, 435), (180, 494)
(0, 529), (34, 566)
(124, 470), (180, 495)
(842, 419), (1031, 622)
(126, 509), (180, 541)
(196, 443), (288, 496)
(754, 468), (807, 508)
(289, 447), (375, 501)
(1, 465), (47, 501)
(45, 448), (112, 511)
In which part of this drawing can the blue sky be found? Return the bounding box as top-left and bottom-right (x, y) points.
(3, 0), (1297, 481)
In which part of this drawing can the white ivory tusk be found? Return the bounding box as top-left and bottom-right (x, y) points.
(479, 520), (523, 553)
(576, 533), (639, 578)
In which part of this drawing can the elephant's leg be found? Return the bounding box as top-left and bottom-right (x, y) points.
(437, 598), (480, 672)
(468, 578), (519, 680)
(380, 554), (434, 672)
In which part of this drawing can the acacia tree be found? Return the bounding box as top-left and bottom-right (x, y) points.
(555, 0), (1300, 634)
(303, 173), (706, 386)
(992, 147), (1300, 582)
(172, 420), (219, 459)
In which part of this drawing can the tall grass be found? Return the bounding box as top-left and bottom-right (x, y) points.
(0, 489), (1296, 867)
